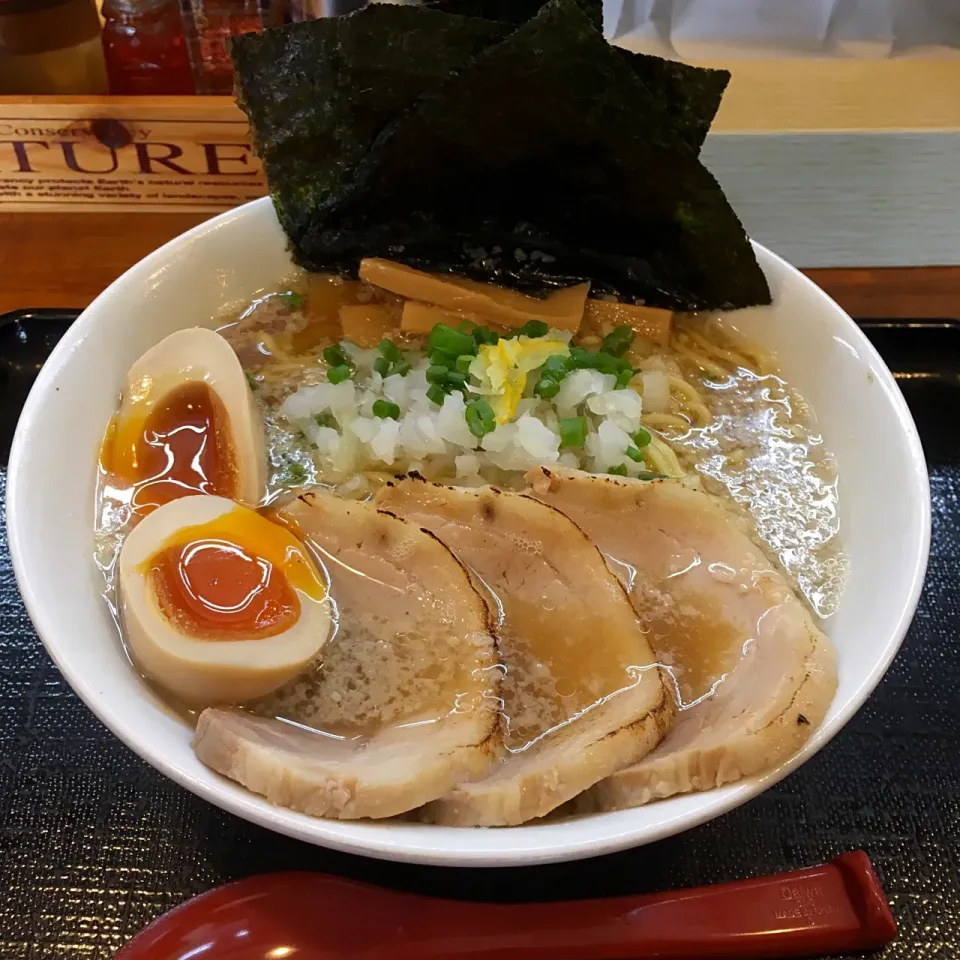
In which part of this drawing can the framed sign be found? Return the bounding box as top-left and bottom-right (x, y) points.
(0, 95), (268, 212)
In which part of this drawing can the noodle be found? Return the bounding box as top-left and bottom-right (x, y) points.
(670, 333), (731, 380)
(680, 326), (756, 370)
(666, 376), (711, 427)
(642, 413), (692, 432)
(627, 317), (773, 478)
(643, 434), (684, 478)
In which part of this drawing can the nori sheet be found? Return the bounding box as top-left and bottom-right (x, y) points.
(230, 5), (508, 250)
(233, 0), (768, 311)
(426, 0), (729, 150)
(621, 52), (728, 153)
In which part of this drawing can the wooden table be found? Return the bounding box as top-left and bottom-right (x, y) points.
(2, 211), (959, 318)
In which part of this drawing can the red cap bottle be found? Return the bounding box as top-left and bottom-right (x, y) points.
(101, 0), (195, 96)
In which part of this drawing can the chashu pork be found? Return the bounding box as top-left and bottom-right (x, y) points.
(194, 492), (502, 820)
(375, 476), (673, 826)
(526, 466), (838, 809)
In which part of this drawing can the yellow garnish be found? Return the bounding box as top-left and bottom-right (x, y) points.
(469, 337), (569, 423)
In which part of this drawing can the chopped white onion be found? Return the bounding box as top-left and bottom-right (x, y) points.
(641, 370), (670, 413)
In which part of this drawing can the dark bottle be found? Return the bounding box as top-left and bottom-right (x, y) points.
(101, 0), (195, 95)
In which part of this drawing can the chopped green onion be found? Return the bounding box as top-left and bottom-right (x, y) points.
(430, 349), (457, 368)
(570, 347), (620, 375)
(593, 354), (619, 374)
(372, 399), (401, 420)
(456, 354), (474, 374)
(534, 375), (560, 399)
(625, 446), (645, 463)
(570, 347), (634, 379)
(327, 364), (351, 384)
(426, 365), (449, 385)
(514, 319), (549, 339)
(314, 412), (337, 429)
(285, 462), (308, 484)
(473, 326), (499, 346)
(428, 323), (475, 357)
(632, 427), (652, 449)
(375, 339), (409, 378)
(637, 471), (667, 481)
(323, 344), (349, 368)
(280, 291), (304, 310)
(446, 371), (468, 388)
(559, 416), (587, 448)
(465, 398), (496, 439)
(616, 368), (635, 389)
(245, 373), (258, 391)
(427, 384), (446, 407)
(602, 325), (635, 357)
(608, 464), (629, 476)
(542, 354), (573, 376)
(378, 338), (403, 363)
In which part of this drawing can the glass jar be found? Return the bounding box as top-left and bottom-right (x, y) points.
(101, 0), (195, 95)
(0, 0), (107, 95)
(184, 0), (264, 95)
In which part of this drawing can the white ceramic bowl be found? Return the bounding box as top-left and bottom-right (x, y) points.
(7, 198), (930, 866)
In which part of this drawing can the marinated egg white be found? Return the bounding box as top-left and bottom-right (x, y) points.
(118, 495), (332, 705)
(102, 328), (266, 516)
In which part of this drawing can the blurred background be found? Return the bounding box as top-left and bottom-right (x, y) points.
(2, 0), (959, 304)
(3, 0), (960, 97)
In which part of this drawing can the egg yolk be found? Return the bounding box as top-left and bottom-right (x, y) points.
(145, 507), (327, 642)
(103, 381), (238, 516)
(150, 540), (300, 641)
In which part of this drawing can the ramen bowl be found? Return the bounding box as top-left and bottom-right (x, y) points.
(6, 198), (930, 866)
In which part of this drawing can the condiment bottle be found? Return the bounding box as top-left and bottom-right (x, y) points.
(184, 0), (264, 95)
(101, 0), (195, 95)
(0, 0), (108, 95)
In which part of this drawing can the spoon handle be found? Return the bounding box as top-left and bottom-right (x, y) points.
(398, 851), (895, 960)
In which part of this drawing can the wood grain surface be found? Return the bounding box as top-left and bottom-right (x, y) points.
(1, 211), (958, 318)
(0, 96), (263, 214)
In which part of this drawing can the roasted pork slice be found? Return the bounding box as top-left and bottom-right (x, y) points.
(375, 477), (673, 826)
(526, 466), (838, 808)
(194, 492), (502, 820)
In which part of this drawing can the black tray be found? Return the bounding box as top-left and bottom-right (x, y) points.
(0, 311), (956, 960)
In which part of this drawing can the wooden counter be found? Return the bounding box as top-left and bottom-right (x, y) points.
(2, 211), (959, 318)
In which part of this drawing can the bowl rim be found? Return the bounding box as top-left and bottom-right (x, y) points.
(6, 197), (932, 866)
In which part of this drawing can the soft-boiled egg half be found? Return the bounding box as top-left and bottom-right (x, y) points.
(118, 495), (332, 705)
(101, 328), (266, 517)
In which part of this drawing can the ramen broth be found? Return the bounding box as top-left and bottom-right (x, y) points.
(94, 271), (844, 750)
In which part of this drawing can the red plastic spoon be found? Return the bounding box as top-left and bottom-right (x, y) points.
(115, 851), (895, 960)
